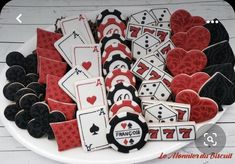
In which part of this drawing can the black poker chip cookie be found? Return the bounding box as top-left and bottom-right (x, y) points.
(3, 82), (25, 101)
(106, 112), (149, 153)
(4, 103), (21, 121)
(6, 65), (26, 83)
(107, 82), (140, 107)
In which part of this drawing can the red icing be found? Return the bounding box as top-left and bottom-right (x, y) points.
(36, 48), (63, 62)
(50, 119), (81, 151)
(171, 26), (210, 51)
(170, 9), (206, 34)
(166, 48), (207, 76)
(176, 90), (218, 123)
(45, 74), (73, 103)
(170, 72), (210, 95)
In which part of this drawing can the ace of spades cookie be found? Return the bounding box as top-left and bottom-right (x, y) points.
(72, 44), (102, 77)
(77, 106), (109, 152)
(74, 77), (108, 110)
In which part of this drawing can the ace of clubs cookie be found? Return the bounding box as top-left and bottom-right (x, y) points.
(60, 14), (95, 44)
(72, 44), (102, 77)
(75, 77), (108, 110)
(54, 31), (87, 67)
(58, 65), (92, 101)
(77, 106), (109, 152)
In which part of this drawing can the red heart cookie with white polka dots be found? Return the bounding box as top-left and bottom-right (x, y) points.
(176, 89), (218, 123)
(170, 72), (210, 95)
(171, 26), (210, 51)
(166, 48), (207, 76)
(170, 9), (206, 34)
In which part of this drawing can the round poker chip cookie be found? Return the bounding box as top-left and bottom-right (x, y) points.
(6, 51), (25, 67)
(6, 65), (26, 83)
(97, 18), (126, 41)
(3, 82), (25, 101)
(107, 82), (140, 107)
(103, 54), (133, 76)
(109, 100), (142, 118)
(106, 112), (149, 153)
(102, 42), (132, 64)
(96, 9), (126, 27)
(105, 68), (136, 90)
(100, 33), (127, 54)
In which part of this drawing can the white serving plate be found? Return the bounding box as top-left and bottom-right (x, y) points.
(0, 8), (232, 164)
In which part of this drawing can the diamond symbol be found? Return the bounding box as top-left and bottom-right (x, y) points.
(123, 139), (128, 145)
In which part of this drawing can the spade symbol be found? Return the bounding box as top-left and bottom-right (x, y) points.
(128, 122), (132, 129)
(129, 139), (134, 145)
(90, 124), (99, 135)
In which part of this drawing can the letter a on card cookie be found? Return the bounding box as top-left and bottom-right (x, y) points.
(74, 77), (108, 110)
(72, 44), (102, 77)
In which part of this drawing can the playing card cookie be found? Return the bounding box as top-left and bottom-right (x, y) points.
(170, 72), (210, 95)
(166, 48), (207, 76)
(176, 89), (218, 123)
(170, 9), (206, 34)
(171, 26), (210, 51)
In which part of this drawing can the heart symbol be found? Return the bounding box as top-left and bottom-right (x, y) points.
(171, 26), (210, 51)
(170, 9), (206, 34)
(166, 48), (207, 76)
(121, 123), (127, 129)
(86, 96), (96, 105)
(82, 61), (92, 70)
(170, 72), (210, 95)
(176, 89), (218, 123)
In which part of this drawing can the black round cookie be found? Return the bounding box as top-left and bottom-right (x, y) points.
(30, 102), (50, 118)
(4, 104), (20, 121)
(15, 110), (32, 129)
(27, 82), (46, 96)
(25, 53), (37, 74)
(6, 51), (25, 67)
(3, 82), (25, 101)
(24, 73), (39, 85)
(19, 93), (39, 111)
(6, 65), (26, 83)
(27, 118), (47, 138)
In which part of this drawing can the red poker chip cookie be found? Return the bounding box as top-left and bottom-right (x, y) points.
(109, 100), (142, 118)
(102, 42), (132, 64)
(105, 68), (136, 90)
(97, 18), (126, 41)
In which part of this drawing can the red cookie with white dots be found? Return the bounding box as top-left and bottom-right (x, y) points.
(166, 48), (207, 76)
(45, 74), (73, 103)
(37, 28), (62, 50)
(175, 89), (218, 123)
(170, 72), (210, 95)
(38, 56), (67, 84)
(170, 9), (206, 34)
(171, 26), (210, 51)
(50, 119), (81, 151)
(47, 98), (77, 120)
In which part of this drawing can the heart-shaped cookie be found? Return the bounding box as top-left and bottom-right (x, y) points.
(170, 72), (210, 95)
(171, 26), (210, 51)
(175, 89), (218, 123)
(170, 9), (206, 34)
(166, 48), (207, 76)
